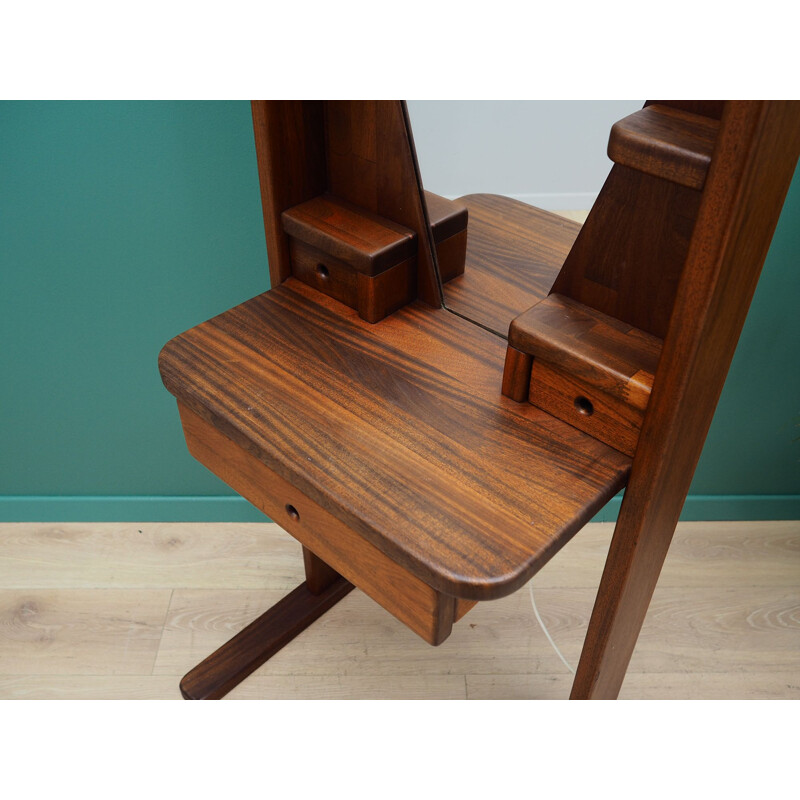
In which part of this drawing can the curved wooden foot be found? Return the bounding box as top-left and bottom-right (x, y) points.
(180, 576), (354, 699)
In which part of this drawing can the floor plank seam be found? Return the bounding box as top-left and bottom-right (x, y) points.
(150, 588), (174, 677)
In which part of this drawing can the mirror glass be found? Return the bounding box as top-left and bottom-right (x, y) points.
(407, 101), (643, 337)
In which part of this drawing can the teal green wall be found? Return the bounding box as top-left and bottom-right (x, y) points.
(1, 101), (798, 521)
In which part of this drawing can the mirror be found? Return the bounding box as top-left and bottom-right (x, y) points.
(407, 101), (643, 337)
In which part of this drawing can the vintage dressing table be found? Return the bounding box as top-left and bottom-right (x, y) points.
(158, 100), (800, 699)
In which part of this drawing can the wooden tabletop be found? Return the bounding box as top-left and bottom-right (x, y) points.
(159, 196), (629, 601)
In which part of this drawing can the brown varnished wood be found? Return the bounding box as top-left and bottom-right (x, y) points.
(287, 238), (358, 309)
(280, 192), (464, 320)
(424, 191), (468, 282)
(326, 100), (379, 210)
(645, 100), (725, 121)
(288, 237), (418, 323)
(434, 229), (468, 283)
(527, 362), (644, 458)
(454, 598), (477, 622)
(167, 100), (799, 702)
(571, 101), (800, 699)
(443, 194), (580, 336)
(608, 104), (719, 190)
(178, 402), (460, 645)
(251, 101), (326, 287)
(507, 294), (662, 456)
(425, 191), (468, 243)
(325, 101), (440, 307)
(159, 281), (630, 602)
(179, 576), (354, 699)
(252, 101), (440, 311)
(282, 194), (416, 275)
(509, 295), (661, 399)
(551, 164), (702, 338)
(302, 547), (340, 595)
(501, 345), (533, 402)
(282, 193), (418, 321)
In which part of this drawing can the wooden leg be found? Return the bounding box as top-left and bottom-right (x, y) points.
(569, 501), (679, 700)
(302, 546), (340, 594)
(180, 550), (353, 700)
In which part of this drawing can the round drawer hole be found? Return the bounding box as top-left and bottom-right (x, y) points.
(285, 504), (300, 521)
(316, 263), (330, 280)
(574, 396), (594, 416)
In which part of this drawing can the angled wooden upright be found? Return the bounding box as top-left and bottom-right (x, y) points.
(158, 100), (800, 699)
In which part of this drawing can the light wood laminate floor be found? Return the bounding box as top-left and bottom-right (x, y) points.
(0, 519), (797, 699)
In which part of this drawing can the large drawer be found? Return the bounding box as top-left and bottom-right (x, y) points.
(177, 401), (475, 645)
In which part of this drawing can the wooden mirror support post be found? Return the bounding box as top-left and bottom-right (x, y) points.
(502, 101), (800, 698)
(251, 100), (467, 319)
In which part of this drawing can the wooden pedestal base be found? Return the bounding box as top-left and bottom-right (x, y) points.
(180, 574), (354, 700)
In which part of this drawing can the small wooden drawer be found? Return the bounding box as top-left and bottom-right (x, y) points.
(177, 401), (471, 645)
(289, 238), (417, 323)
(506, 293), (662, 457)
(282, 194), (418, 322)
(528, 360), (650, 457)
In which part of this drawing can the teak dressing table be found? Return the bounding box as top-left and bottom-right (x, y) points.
(158, 100), (800, 699)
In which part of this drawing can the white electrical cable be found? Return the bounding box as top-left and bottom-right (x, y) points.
(529, 580), (575, 675)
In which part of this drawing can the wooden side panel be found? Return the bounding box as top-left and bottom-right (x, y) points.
(551, 164), (702, 338)
(177, 401), (456, 646)
(325, 101), (441, 307)
(251, 101), (326, 287)
(572, 101), (800, 699)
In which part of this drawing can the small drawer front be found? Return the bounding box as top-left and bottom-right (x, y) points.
(177, 401), (463, 645)
(528, 361), (644, 457)
(289, 237), (416, 324)
(289, 238), (359, 310)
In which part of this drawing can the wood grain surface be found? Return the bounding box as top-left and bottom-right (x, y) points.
(424, 191), (468, 283)
(552, 164), (702, 339)
(572, 101), (800, 698)
(609, 104), (719, 190)
(0, 589), (171, 674)
(252, 101), (440, 306)
(1, 520), (796, 699)
(509, 293), (663, 456)
(179, 401), (465, 644)
(179, 575), (354, 699)
(282, 194), (416, 275)
(251, 100), (326, 287)
(159, 279), (630, 600)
